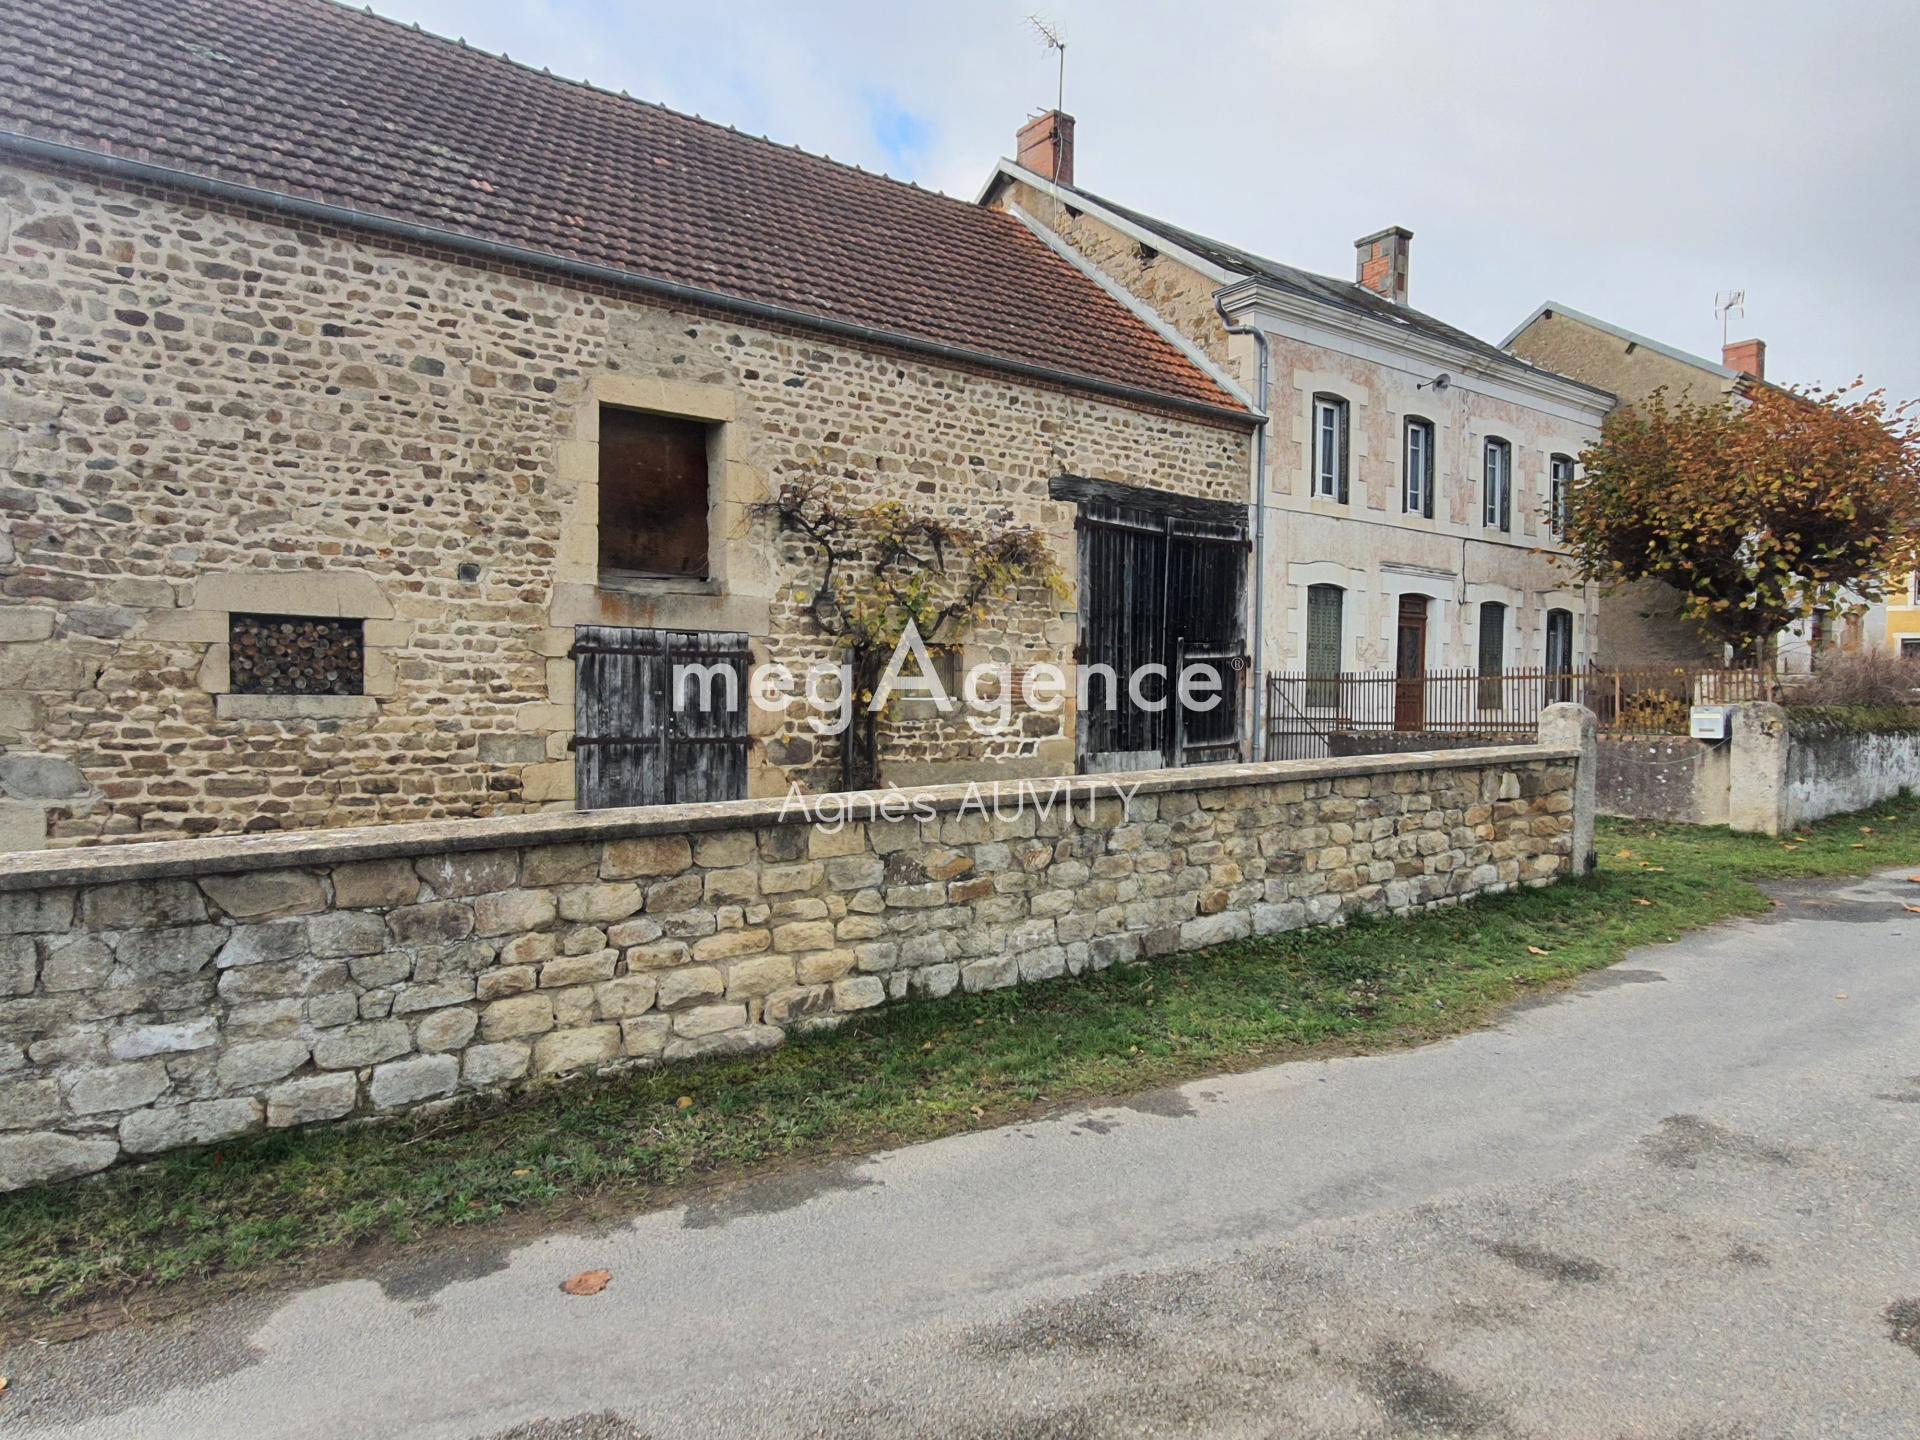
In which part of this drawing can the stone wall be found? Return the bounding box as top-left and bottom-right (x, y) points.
(0, 159), (1252, 847)
(1593, 704), (1920, 834)
(0, 733), (1590, 1190)
(1594, 734), (1730, 827)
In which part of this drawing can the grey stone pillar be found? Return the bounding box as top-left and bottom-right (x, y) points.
(1727, 702), (1791, 837)
(1540, 703), (1598, 875)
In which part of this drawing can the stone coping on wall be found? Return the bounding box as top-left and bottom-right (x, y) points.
(0, 745), (1577, 891)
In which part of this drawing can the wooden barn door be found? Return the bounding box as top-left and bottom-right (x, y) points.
(572, 626), (749, 809)
(1076, 500), (1170, 772)
(1167, 516), (1246, 768)
(1070, 484), (1247, 772)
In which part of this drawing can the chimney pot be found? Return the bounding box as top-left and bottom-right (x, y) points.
(1354, 226), (1413, 305)
(1723, 338), (1766, 381)
(1016, 110), (1075, 187)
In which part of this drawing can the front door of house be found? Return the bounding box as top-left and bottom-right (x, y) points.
(572, 626), (749, 809)
(1394, 596), (1428, 731)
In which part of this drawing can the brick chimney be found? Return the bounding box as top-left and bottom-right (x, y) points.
(1723, 338), (1766, 380)
(1016, 110), (1075, 187)
(1354, 227), (1412, 304)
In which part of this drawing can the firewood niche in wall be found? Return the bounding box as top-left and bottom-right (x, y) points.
(229, 613), (366, 696)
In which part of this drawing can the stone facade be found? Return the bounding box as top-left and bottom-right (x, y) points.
(0, 730), (1591, 1190)
(0, 159), (1252, 848)
(992, 174), (1610, 680)
(1501, 306), (1735, 669)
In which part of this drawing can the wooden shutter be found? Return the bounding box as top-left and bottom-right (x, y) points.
(1305, 585), (1342, 709)
(1476, 604), (1506, 710)
(573, 626), (748, 809)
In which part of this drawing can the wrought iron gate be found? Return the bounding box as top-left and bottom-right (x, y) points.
(572, 626), (749, 809)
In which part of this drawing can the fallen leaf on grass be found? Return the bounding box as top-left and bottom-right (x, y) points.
(1638, 864), (1666, 872)
(675, 1096), (693, 1110)
(561, 1269), (611, 1296)
(1850, 844), (1867, 850)
(1634, 898), (1654, 907)
(1526, 945), (1550, 956)
(512, 1168), (531, 1178)
(969, 1106), (985, 1118)
(1615, 849), (1635, 860)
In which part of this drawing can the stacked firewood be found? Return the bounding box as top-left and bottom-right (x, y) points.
(229, 614), (364, 695)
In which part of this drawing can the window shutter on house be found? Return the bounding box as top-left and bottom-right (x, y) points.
(1306, 584), (1343, 708)
(1337, 406), (1350, 505)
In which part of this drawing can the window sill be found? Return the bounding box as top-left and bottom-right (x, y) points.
(596, 572), (721, 597)
(216, 694), (378, 721)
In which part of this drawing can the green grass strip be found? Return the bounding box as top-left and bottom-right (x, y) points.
(5, 801), (1918, 1324)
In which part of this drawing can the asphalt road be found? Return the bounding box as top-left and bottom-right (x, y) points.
(5, 869), (1919, 1439)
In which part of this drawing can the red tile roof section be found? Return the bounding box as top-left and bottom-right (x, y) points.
(0, 0), (1245, 418)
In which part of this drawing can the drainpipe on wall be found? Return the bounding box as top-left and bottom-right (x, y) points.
(1216, 293), (1271, 760)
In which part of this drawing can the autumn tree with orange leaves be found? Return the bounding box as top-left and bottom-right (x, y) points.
(1565, 382), (1920, 661)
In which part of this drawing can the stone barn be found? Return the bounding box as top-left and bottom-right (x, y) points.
(0, 0), (1257, 850)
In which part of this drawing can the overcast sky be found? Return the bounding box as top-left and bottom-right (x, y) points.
(372, 0), (1920, 402)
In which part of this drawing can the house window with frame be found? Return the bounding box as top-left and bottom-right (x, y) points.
(1903, 638), (1920, 660)
(1305, 584), (1344, 709)
(1313, 394), (1349, 503)
(1403, 417), (1435, 518)
(1477, 602), (1507, 710)
(1548, 454), (1574, 539)
(598, 406), (713, 580)
(1482, 438), (1512, 532)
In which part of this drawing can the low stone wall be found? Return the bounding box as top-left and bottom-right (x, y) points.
(1785, 724), (1920, 828)
(0, 727), (1591, 1191)
(1595, 735), (1729, 827)
(1593, 704), (1920, 835)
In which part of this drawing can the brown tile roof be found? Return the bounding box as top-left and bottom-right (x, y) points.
(0, 0), (1247, 420)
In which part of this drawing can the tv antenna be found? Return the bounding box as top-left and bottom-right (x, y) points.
(1714, 289), (1746, 347)
(1028, 14), (1067, 116)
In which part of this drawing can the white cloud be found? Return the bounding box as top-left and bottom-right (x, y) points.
(368, 0), (1920, 400)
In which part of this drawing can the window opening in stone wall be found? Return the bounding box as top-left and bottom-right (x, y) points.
(599, 406), (712, 579)
(229, 614), (365, 695)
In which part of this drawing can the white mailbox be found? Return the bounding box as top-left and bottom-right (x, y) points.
(1689, 705), (1732, 741)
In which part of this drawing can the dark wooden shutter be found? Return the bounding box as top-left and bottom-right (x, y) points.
(1477, 604), (1506, 711)
(1305, 585), (1343, 709)
(1336, 401), (1351, 505)
(666, 630), (750, 806)
(573, 626), (748, 809)
(1422, 424), (1436, 519)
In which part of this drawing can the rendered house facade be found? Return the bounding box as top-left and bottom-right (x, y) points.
(982, 116), (1611, 749)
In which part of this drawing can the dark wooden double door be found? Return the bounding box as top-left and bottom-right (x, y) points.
(1068, 481), (1249, 772)
(572, 626), (749, 809)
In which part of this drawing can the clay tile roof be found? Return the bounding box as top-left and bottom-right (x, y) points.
(0, 0), (1247, 419)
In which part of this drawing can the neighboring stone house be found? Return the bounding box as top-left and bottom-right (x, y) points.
(1502, 303), (1761, 668)
(980, 114), (1611, 749)
(0, 0), (1257, 850)
(1502, 305), (1879, 673)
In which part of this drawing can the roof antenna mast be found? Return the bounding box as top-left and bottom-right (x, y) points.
(1715, 288), (1746, 349)
(1028, 14), (1067, 118)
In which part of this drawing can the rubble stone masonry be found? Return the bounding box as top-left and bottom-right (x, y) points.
(0, 160), (1250, 847)
(0, 736), (1589, 1191)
